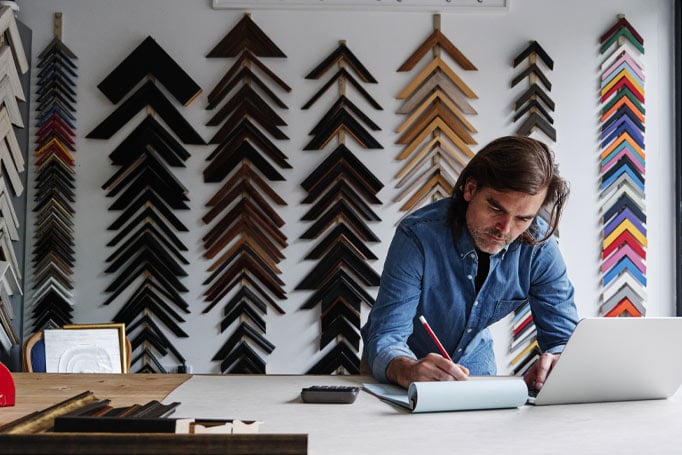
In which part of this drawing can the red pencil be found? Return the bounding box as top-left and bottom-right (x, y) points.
(419, 315), (452, 361)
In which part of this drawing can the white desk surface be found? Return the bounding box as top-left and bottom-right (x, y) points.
(163, 374), (682, 455)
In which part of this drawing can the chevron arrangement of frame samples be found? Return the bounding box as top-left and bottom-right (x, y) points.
(394, 14), (477, 216)
(0, 5), (28, 357)
(203, 14), (291, 374)
(297, 38), (383, 374)
(86, 36), (205, 373)
(508, 40), (556, 376)
(598, 16), (646, 318)
(29, 15), (78, 333)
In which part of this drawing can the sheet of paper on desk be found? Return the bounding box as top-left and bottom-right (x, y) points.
(363, 376), (528, 412)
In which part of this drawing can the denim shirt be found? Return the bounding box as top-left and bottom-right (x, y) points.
(361, 198), (579, 383)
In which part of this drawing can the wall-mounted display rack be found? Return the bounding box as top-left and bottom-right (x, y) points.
(212, 0), (508, 13)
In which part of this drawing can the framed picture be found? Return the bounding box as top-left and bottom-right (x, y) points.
(44, 323), (128, 373)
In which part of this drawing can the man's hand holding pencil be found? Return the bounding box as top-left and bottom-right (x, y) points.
(384, 315), (470, 389)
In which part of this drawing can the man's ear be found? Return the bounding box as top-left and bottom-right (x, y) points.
(462, 178), (477, 202)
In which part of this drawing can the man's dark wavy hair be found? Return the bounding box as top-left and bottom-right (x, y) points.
(448, 135), (570, 245)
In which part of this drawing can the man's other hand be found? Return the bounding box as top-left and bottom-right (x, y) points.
(524, 352), (560, 391)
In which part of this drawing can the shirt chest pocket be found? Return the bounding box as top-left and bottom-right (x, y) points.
(489, 298), (528, 324)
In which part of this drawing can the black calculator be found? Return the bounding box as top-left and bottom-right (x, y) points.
(301, 385), (359, 404)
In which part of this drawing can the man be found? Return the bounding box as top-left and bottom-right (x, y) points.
(361, 136), (579, 391)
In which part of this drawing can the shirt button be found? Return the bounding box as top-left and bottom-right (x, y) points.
(467, 274), (473, 280)
(467, 328), (472, 333)
(473, 301), (479, 306)
(470, 253), (476, 259)
(457, 348), (463, 353)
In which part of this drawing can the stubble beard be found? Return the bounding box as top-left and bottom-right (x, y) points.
(468, 225), (512, 255)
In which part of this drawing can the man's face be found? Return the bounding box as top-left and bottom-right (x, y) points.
(463, 179), (547, 254)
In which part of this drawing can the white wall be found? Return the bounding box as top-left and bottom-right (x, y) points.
(17, 0), (676, 374)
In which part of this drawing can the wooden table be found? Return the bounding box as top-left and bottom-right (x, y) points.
(0, 373), (191, 424)
(1, 373), (306, 454)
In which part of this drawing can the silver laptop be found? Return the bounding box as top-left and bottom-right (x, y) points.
(529, 317), (682, 405)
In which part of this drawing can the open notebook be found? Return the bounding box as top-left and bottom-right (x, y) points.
(364, 377), (527, 412)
